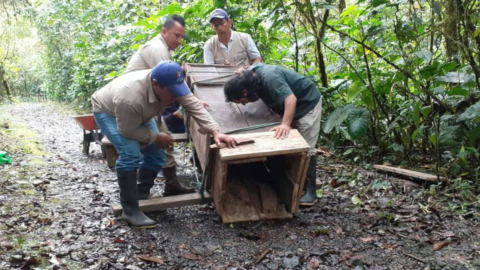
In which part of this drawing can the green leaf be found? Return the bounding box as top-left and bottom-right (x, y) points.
(436, 72), (475, 83)
(420, 105), (432, 117)
(414, 50), (432, 62)
(388, 143), (404, 153)
(447, 87), (469, 96)
(341, 5), (357, 17)
(429, 133), (437, 145)
(438, 62), (457, 73)
(474, 28), (480, 38)
(411, 128), (421, 141)
(347, 108), (370, 139)
(323, 104), (355, 133)
(351, 195), (363, 206)
(457, 103), (480, 122)
(347, 82), (364, 103)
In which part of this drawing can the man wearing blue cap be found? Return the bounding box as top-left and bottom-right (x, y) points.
(92, 61), (237, 228)
(126, 15), (197, 197)
(204, 8), (262, 66)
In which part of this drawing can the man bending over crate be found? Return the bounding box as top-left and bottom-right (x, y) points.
(92, 61), (237, 228)
(224, 64), (322, 206)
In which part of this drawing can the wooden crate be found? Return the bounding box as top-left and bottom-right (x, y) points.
(185, 64), (310, 223)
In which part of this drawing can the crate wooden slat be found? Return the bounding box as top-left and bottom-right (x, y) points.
(112, 192), (213, 216)
(219, 130), (309, 161)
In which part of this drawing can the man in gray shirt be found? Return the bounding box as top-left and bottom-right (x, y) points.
(126, 15), (197, 197)
(204, 9), (262, 66)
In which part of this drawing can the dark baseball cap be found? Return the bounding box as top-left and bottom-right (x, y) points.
(209, 8), (229, 22)
(151, 61), (190, 97)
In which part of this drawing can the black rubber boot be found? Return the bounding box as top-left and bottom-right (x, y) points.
(117, 170), (156, 228)
(300, 157), (318, 207)
(137, 168), (160, 200)
(163, 166), (195, 196)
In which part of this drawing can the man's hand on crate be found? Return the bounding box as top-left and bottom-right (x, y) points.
(212, 130), (237, 148)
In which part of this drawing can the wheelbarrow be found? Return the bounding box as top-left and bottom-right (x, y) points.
(73, 114), (104, 155)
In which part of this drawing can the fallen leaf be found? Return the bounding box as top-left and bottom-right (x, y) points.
(442, 231), (455, 238)
(182, 253), (199, 260)
(330, 179), (339, 188)
(49, 255), (63, 266)
(360, 237), (374, 242)
(117, 256), (127, 264)
(382, 243), (397, 249)
(309, 257), (320, 268)
(114, 238), (126, 244)
(22, 257), (41, 268)
(316, 146), (333, 157)
(351, 195), (363, 206)
(0, 241), (13, 250)
(335, 224), (343, 235)
(138, 255), (163, 264)
(433, 241), (449, 251)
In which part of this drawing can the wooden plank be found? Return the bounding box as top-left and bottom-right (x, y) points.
(236, 101), (281, 127)
(373, 165), (444, 183)
(210, 153), (227, 217)
(171, 133), (187, 142)
(294, 155), (310, 213)
(210, 138), (255, 149)
(187, 116), (209, 172)
(112, 192), (213, 216)
(221, 179), (260, 223)
(219, 130), (310, 161)
(245, 180), (292, 220)
(259, 183), (278, 213)
(227, 157), (266, 165)
(199, 101), (250, 132)
(266, 156), (297, 212)
(240, 179), (265, 219)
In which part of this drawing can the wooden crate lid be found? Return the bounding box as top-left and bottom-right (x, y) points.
(219, 129), (310, 161)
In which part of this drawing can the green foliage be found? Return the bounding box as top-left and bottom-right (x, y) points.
(323, 104), (355, 133)
(347, 108), (370, 140)
(1, 0), (479, 185)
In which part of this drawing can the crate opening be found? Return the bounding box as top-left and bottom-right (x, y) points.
(218, 154), (304, 223)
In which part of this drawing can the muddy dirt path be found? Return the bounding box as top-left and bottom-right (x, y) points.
(1, 103), (479, 269)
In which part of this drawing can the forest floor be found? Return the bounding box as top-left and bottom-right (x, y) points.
(1, 102), (480, 270)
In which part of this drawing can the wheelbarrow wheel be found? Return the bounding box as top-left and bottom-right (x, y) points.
(83, 140), (90, 155)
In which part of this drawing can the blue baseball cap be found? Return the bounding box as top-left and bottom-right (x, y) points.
(209, 8), (229, 22)
(151, 61), (190, 97)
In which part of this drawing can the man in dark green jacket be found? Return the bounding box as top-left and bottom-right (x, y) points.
(224, 64), (323, 206)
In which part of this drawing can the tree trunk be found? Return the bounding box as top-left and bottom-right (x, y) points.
(338, 0), (346, 14)
(3, 80), (12, 100)
(444, 0), (459, 61)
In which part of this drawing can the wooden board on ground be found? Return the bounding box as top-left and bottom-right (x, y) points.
(374, 165), (445, 184)
(219, 130), (309, 161)
(112, 192), (213, 216)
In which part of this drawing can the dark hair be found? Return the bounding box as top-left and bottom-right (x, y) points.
(224, 70), (263, 102)
(163, 15), (186, 29)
